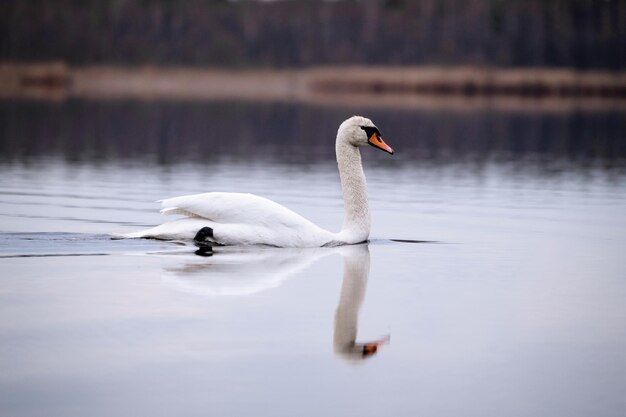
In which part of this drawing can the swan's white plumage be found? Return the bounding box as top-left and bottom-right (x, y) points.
(122, 116), (392, 247)
(154, 192), (334, 247)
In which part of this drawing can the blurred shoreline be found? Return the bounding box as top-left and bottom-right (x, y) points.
(1, 62), (626, 112)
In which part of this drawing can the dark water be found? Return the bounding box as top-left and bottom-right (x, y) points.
(1, 99), (625, 417)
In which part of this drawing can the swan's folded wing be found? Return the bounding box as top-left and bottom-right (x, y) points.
(159, 192), (316, 228)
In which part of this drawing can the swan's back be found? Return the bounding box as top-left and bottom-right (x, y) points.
(161, 192), (315, 227)
(148, 192), (334, 247)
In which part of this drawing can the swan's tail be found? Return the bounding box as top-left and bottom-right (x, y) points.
(115, 218), (216, 241)
(113, 229), (152, 239)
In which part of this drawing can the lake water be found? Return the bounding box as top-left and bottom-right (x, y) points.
(1, 99), (625, 417)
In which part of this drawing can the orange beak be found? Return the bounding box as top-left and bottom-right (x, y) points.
(368, 134), (394, 155)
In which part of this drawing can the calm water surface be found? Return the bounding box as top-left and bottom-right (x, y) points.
(1, 100), (625, 416)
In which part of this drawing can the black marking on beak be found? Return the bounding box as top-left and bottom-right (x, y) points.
(360, 125), (380, 139)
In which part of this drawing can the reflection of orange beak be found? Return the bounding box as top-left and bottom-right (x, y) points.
(362, 343), (379, 356)
(361, 335), (390, 357)
(368, 134), (394, 155)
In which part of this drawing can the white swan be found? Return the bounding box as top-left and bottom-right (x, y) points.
(124, 116), (394, 247)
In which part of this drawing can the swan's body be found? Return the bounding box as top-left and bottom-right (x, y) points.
(123, 116), (393, 247)
(126, 192), (337, 246)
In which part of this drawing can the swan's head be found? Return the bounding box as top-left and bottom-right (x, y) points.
(338, 116), (394, 155)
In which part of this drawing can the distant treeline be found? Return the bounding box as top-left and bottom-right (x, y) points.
(1, 0), (625, 69)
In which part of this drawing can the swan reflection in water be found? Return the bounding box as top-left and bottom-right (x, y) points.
(333, 244), (389, 361)
(159, 243), (388, 361)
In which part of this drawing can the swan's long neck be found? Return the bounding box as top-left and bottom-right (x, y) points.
(336, 140), (370, 243)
